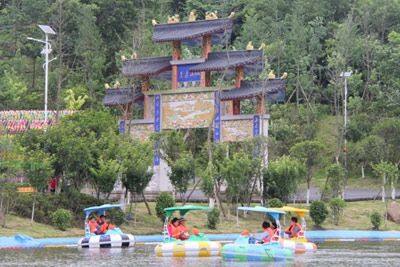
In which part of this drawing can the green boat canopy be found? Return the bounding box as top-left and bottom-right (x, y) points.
(164, 205), (210, 217)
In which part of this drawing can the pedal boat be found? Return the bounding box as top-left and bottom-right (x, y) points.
(154, 205), (221, 257)
(235, 206), (317, 254)
(77, 204), (135, 248)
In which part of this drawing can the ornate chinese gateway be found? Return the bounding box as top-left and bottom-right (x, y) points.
(103, 13), (286, 192)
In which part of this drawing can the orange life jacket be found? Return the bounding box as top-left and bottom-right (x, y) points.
(171, 226), (181, 239)
(88, 220), (98, 233)
(287, 223), (302, 238)
(100, 223), (109, 234)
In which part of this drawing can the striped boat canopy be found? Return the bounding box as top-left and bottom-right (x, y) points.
(84, 204), (123, 217)
(164, 205), (210, 217)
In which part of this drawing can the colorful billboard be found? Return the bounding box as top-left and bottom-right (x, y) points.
(161, 91), (215, 129)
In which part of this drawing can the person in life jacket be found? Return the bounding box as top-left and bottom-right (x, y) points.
(87, 215), (98, 234)
(175, 218), (190, 240)
(171, 217), (189, 240)
(260, 221), (274, 243)
(285, 217), (302, 238)
(99, 217), (115, 234)
(94, 215), (106, 235)
(270, 221), (280, 241)
(168, 217), (179, 237)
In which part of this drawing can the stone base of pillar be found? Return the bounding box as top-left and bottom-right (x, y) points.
(146, 158), (173, 192)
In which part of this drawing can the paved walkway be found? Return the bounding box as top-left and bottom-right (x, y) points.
(162, 187), (400, 203)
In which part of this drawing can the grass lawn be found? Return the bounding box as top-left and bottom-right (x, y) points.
(2, 200), (399, 238)
(0, 214), (83, 238)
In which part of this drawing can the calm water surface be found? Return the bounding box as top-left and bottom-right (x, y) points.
(1, 242), (400, 266)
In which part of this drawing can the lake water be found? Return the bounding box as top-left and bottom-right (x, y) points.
(1, 242), (400, 266)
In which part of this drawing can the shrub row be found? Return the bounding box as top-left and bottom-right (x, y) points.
(12, 191), (103, 227)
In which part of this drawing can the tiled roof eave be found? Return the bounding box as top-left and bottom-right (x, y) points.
(122, 65), (171, 77)
(153, 28), (229, 42)
(190, 57), (262, 72)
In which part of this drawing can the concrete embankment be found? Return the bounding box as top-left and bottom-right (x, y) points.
(2, 231), (400, 249)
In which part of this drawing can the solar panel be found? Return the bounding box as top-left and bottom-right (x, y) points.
(38, 25), (56, 35)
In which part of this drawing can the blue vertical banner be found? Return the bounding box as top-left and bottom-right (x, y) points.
(213, 91), (221, 142)
(253, 115), (260, 136)
(118, 120), (125, 134)
(154, 95), (161, 166)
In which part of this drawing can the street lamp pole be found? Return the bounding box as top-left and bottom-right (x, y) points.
(27, 25), (56, 127)
(44, 33), (49, 124)
(340, 71), (352, 199)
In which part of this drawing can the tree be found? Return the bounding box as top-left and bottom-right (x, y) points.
(89, 158), (121, 199)
(290, 140), (324, 204)
(168, 152), (195, 203)
(322, 163), (345, 199)
(373, 118), (400, 165)
(121, 139), (153, 215)
(220, 151), (258, 211)
(263, 156), (305, 202)
(372, 161), (399, 202)
(23, 150), (54, 222)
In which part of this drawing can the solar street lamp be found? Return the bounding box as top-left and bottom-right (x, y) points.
(340, 71), (352, 198)
(27, 25), (56, 126)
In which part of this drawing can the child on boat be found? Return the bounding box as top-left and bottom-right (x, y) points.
(285, 217), (302, 238)
(258, 221), (274, 243)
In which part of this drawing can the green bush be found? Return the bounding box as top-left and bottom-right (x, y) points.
(370, 211), (382, 230)
(268, 198), (284, 208)
(155, 192), (175, 222)
(310, 201), (328, 226)
(207, 208), (220, 229)
(329, 198), (346, 225)
(12, 192), (103, 226)
(51, 208), (72, 231)
(108, 208), (125, 226)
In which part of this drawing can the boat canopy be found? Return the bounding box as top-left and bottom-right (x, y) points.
(275, 206), (309, 218)
(237, 206), (285, 221)
(164, 205), (210, 217)
(84, 204), (123, 218)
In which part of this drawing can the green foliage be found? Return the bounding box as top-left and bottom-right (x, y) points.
(323, 164), (345, 199)
(63, 88), (88, 110)
(0, 69), (35, 110)
(155, 192), (175, 222)
(290, 140), (324, 203)
(263, 156), (305, 202)
(23, 150), (54, 192)
(90, 158), (121, 199)
(51, 208), (72, 231)
(169, 152), (195, 202)
(329, 198), (346, 225)
(310, 201), (328, 227)
(370, 211), (382, 230)
(121, 139), (154, 197)
(372, 161), (398, 187)
(107, 208), (125, 226)
(207, 208), (220, 230)
(200, 163), (215, 198)
(12, 191), (103, 225)
(220, 151), (259, 206)
(267, 198), (284, 208)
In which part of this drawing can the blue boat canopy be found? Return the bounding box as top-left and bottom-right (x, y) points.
(238, 206), (285, 221)
(164, 205), (210, 217)
(84, 204), (123, 217)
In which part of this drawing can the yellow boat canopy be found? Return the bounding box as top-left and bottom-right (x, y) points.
(276, 206), (309, 218)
